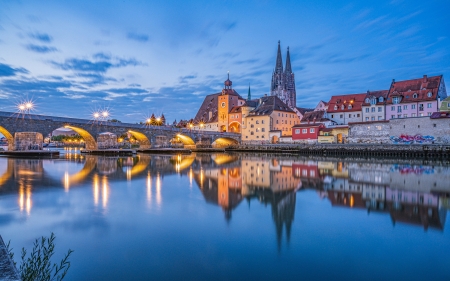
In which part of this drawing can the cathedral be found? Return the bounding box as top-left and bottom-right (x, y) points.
(271, 41), (296, 109)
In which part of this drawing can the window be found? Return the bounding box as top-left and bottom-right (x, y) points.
(379, 97), (384, 102)
(365, 117), (369, 121)
(334, 105), (338, 110)
(348, 105), (352, 109)
(331, 114), (334, 118)
(365, 108), (369, 113)
(404, 114), (407, 118)
(413, 93), (418, 98)
(341, 105), (345, 110)
(371, 116), (375, 121)
(251, 132), (254, 135)
(391, 106), (395, 111)
(397, 106), (402, 113)
(250, 124), (254, 128)
(427, 112), (432, 116)
(365, 98), (369, 103)
(371, 107), (375, 112)
(256, 128), (259, 132)
(348, 114), (351, 118)
(411, 104), (416, 109)
(398, 114), (401, 118)
(278, 113), (280, 116)
(378, 107), (382, 112)
(403, 105), (408, 110)
(378, 116), (383, 120)
(419, 113), (423, 117)
(340, 114), (343, 118)
(256, 120), (259, 124)
(310, 128), (315, 133)
(412, 113), (416, 117)
(295, 129), (300, 134)
(419, 104), (424, 111)
(302, 129), (307, 133)
(391, 115), (395, 119)
(427, 103), (432, 108)
(262, 120), (264, 124)
(357, 114), (360, 117)
(427, 91), (432, 97)
(393, 96), (401, 104)
(276, 120), (278, 124)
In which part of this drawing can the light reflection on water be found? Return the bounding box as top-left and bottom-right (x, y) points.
(0, 152), (449, 280)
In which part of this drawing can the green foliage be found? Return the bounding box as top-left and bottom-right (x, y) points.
(7, 233), (73, 281)
(108, 119), (122, 123)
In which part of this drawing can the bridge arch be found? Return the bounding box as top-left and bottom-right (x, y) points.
(127, 130), (151, 149)
(228, 121), (241, 133)
(212, 137), (239, 147)
(173, 134), (195, 145)
(64, 125), (97, 150)
(0, 126), (14, 150)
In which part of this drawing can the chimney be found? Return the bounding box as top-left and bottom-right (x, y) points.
(423, 75), (428, 82)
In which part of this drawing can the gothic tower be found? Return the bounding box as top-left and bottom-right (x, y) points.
(270, 41), (297, 109)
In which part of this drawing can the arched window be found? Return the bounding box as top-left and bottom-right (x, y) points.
(334, 105), (338, 110)
(413, 93), (418, 98)
(427, 91), (432, 97)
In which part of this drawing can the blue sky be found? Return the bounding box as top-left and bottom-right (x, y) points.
(0, 0), (449, 123)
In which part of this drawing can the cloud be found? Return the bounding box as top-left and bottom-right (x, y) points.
(0, 63), (29, 77)
(29, 32), (52, 42)
(127, 32), (150, 42)
(26, 44), (57, 53)
(51, 54), (143, 73)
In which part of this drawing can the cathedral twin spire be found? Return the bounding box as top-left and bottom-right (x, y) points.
(271, 41), (296, 109)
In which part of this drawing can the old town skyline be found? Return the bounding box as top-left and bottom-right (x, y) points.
(0, 0), (449, 123)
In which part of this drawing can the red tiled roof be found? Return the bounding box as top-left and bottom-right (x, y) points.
(430, 112), (450, 119)
(292, 123), (324, 128)
(248, 96), (294, 116)
(301, 110), (329, 123)
(296, 107), (313, 115)
(386, 75), (442, 105)
(229, 106), (242, 113)
(362, 90), (389, 106)
(327, 93), (367, 113)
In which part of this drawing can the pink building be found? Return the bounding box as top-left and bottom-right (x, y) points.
(386, 75), (447, 120)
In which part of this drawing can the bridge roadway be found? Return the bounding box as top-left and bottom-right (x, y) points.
(0, 111), (240, 150)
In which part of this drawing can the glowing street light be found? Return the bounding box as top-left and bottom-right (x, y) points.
(93, 112), (100, 119)
(18, 104), (25, 111)
(102, 111), (109, 118)
(25, 102), (33, 109)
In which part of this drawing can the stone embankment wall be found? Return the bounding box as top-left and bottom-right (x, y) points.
(97, 133), (118, 149)
(226, 143), (450, 158)
(348, 117), (450, 144)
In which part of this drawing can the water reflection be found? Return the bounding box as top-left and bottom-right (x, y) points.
(0, 153), (449, 234)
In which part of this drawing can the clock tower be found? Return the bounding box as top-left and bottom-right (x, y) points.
(217, 73), (242, 132)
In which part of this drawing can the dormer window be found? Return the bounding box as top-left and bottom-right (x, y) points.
(379, 97), (384, 102)
(413, 93), (418, 98)
(427, 91), (432, 97)
(334, 105), (338, 110)
(365, 98), (369, 103)
(341, 105), (345, 110)
(370, 98), (376, 105)
(392, 96), (401, 104)
(348, 105), (352, 109)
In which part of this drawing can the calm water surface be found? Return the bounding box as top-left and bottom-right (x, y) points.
(0, 149), (449, 281)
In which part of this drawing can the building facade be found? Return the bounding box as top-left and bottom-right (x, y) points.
(361, 90), (388, 122)
(327, 93), (366, 125)
(385, 75), (447, 120)
(271, 41), (296, 110)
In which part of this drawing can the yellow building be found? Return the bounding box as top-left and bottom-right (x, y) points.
(242, 96), (300, 143)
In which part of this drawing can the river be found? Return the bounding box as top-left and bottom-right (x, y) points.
(0, 149), (449, 280)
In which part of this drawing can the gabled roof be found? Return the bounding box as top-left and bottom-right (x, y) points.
(362, 90), (389, 106)
(193, 93), (220, 123)
(296, 107), (312, 115)
(229, 106), (242, 114)
(248, 96), (294, 116)
(327, 93), (367, 113)
(301, 110), (329, 123)
(386, 75), (442, 104)
(243, 99), (259, 107)
(292, 123), (324, 128)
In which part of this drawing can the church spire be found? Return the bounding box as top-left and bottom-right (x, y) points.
(247, 83), (251, 100)
(275, 40), (283, 73)
(285, 46), (292, 74)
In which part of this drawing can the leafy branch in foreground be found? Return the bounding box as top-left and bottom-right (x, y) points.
(7, 233), (73, 281)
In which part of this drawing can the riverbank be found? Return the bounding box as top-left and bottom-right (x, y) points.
(225, 144), (450, 158)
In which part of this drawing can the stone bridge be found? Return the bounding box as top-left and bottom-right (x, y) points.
(0, 111), (240, 150)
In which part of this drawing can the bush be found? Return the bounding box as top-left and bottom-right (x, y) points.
(7, 233), (73, 281)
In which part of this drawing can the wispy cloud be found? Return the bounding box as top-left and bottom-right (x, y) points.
(25, 44), (57, 53)
(28, 32), (52, 42)
(127, 32), (149, 42)
(0, 63), (29, 77)
(51, 54), (143, 73)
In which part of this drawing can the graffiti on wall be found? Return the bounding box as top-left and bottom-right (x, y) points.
(390, 134), (435, 144)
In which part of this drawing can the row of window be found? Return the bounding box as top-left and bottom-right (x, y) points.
(365, 107), (383, 113)
(330, 114), (361, 119)
(390, 103), (432, 112)
(391, 112), (431, 118)
(278, 113), (295, 118)
(294, 128), (315, 134)
(365, 116), (384, 121)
